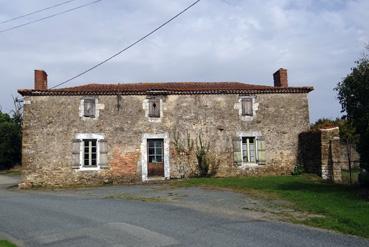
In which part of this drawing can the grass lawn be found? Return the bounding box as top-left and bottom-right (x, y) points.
(0, 166), (21, 176)
(342, 168), (360, 184)
(0, 240), (16, 247)
(175, 174), (369, 238)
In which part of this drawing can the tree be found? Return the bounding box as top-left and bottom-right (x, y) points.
(336, 47), (369, 174)
(310, 118), (338, 131)
(337, 119), (359, 184)
(0, 110), (21, 169)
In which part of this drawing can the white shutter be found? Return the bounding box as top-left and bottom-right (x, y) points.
(99, 139), (108, 169)
(72, 139), (81, 169)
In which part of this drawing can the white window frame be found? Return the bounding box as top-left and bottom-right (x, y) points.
(79, 98), (104, 121)
(75, 133), (104, 171)
(236, 96), (258, 121)
(237, 131), (262, 167)
(242, 137), (258, 165)
(141, 133), (170, 181)
(143, 98), (164, 123)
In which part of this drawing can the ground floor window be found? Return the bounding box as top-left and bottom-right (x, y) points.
(239, 136), (266, 164)
(72, 133), (106, 170)
(242, 137), (256, 163)
(83, 139), (97, 167)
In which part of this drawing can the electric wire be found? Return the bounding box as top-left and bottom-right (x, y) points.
(0, 0), (80, 25)
(0, 0), (103, 33)
(49, 0), (201, 89)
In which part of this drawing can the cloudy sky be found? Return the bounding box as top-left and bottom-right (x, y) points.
(0, 0), (368, 121)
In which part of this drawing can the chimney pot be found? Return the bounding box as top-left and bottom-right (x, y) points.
(34, 70), (48, 90)
(273, 68), (288, 87)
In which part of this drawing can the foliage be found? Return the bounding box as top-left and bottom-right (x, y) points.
(0, 240), (17, 247)
(172, 130), (194, 155)
(311, 118), (359, 184)
(195, 133), (210, 177)
(207, 153), (221, 176)
(336, 47), (369, 172)
(291, 163), (304, 176)
(0, 110), (21, 169)
(310, 118), (338, 131)
(177, 175), (369, 238)
(310, 118), (358, 141)
(342, 168), (360, 184)
(359, 170), (369, 188)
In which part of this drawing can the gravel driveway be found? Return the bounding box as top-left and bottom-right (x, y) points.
(0, 174), (368, 247)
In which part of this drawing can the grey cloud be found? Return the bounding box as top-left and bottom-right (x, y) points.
(0, 0), (368, 121)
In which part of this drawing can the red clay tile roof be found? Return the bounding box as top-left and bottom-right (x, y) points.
(18, 82), (313, 96)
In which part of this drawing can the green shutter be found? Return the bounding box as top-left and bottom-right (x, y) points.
(232, 137), (242, 166)
(99, 139), (108, 169)
(257, 137), (266, 165)
(72, 139), (81, 169)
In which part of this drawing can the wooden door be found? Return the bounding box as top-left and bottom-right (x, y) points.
(147, 139), (164, 177)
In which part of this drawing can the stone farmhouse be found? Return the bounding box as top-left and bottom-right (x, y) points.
(18, 69), (313, 187)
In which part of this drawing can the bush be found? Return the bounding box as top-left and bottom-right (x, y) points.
(0, 111), (21, 170)
(196, 134), (210, 177)
(291, 163), (304, 176)
(358, 169), (369, 187)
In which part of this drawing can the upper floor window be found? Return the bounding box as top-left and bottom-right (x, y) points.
(148, 98), (160, 118)
(83, 98), (96, 118)
(241, 98), (253, 116)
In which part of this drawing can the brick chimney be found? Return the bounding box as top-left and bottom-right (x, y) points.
(34, 70), (48, 90)
(273, 68), (288, 87)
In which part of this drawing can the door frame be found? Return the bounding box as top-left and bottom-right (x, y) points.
(141, 133), (170, 181)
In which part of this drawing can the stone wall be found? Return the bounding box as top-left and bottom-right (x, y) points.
(20, 93), (310, 187)
(300, 127), (342, 183)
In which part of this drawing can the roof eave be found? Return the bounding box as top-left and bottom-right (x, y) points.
(17, 87), (314, 96)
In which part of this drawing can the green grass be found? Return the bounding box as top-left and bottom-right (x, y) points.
(0, 166), (21, 176)
(342, 168), (360, 184)
(175, 174), (369, 238)
(0, 240), (17, 247)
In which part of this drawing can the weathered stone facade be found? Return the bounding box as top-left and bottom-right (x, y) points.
(18, 69), (312, 187)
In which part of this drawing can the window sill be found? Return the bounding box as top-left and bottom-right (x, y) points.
(78, 167), (101, 171)
(240, 163), (259, 168)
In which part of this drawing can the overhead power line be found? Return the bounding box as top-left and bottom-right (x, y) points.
(0, 0), (80, 25)
(49, 0), (201, 89)
(0, 0), (103, 33)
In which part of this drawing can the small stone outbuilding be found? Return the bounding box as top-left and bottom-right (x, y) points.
(18, 68), (313, 187)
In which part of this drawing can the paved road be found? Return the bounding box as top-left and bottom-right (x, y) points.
(0, 175), (368, 247)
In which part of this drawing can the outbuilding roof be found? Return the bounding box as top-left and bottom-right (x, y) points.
(18, 82), (313, 96)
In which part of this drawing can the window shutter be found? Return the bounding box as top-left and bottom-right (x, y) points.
(99, 139), (108, 169)
(241, 98), (253, 116)
(84, 98), (96, 117)
(257, 137), (266, 165)
(149, 98), (160, 118)
(232, 137), (242, 166)
(72, 139), (81, 169)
